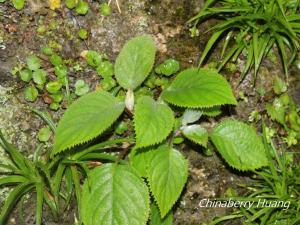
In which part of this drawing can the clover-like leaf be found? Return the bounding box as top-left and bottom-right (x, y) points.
(115, 35), (156, 90)
(210, 120), (268, 171)
(81, 164), (150, 225)
(147, 145), (188, 217)
(161, 68), (237, 108)
(52, 91), (124, 155)
(182, 125), (208, 147)
(134, 96), (174, 148)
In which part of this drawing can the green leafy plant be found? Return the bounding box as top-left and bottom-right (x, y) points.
(1, 35), (271, 225)
(189, 0), (300, 81)
(48, 35), (267, 224)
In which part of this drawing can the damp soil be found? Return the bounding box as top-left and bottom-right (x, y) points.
(1, 0), (300, 225)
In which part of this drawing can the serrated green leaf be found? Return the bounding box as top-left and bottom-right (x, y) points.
(150, 202), (173, 225)
(115, 35), (156, 90)
(53, 91), (125, 155)
(182, 125), (208, 147)
(210, 120), (268, 171)
(161, 68), (237, 108)
(201, 106), (222, 117)
(81, 164), (150, 225)
(147, 145), (188, 217)
(134, 96), (174, 148)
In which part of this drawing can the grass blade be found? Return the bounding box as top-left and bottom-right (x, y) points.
(35, 183), (44, 225)
(239, 44), (254, 83)
(221, 31), (233, 58)
(275, 34), (288, 76)
(217, 43), (242, 71)
(198, 30), (226, 66)
(0, 176), (28, 186)
(0, 131), (28, 172)
(0, 182), (33, 224)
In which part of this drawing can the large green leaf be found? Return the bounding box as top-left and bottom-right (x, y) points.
(147, 145), (188, 217)
(53, 91), (125, 155)
(182, 125), (208, 147)
(161, 68), (237, 108)
(115, 35), (156, 90)
(210, 120), (268, 171)
(81, 164), (150, 225)
(134, 96), (174, 148)
(150, 203), (173, 225)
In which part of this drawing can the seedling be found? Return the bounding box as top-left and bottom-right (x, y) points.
(1, 35), (274, 225)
